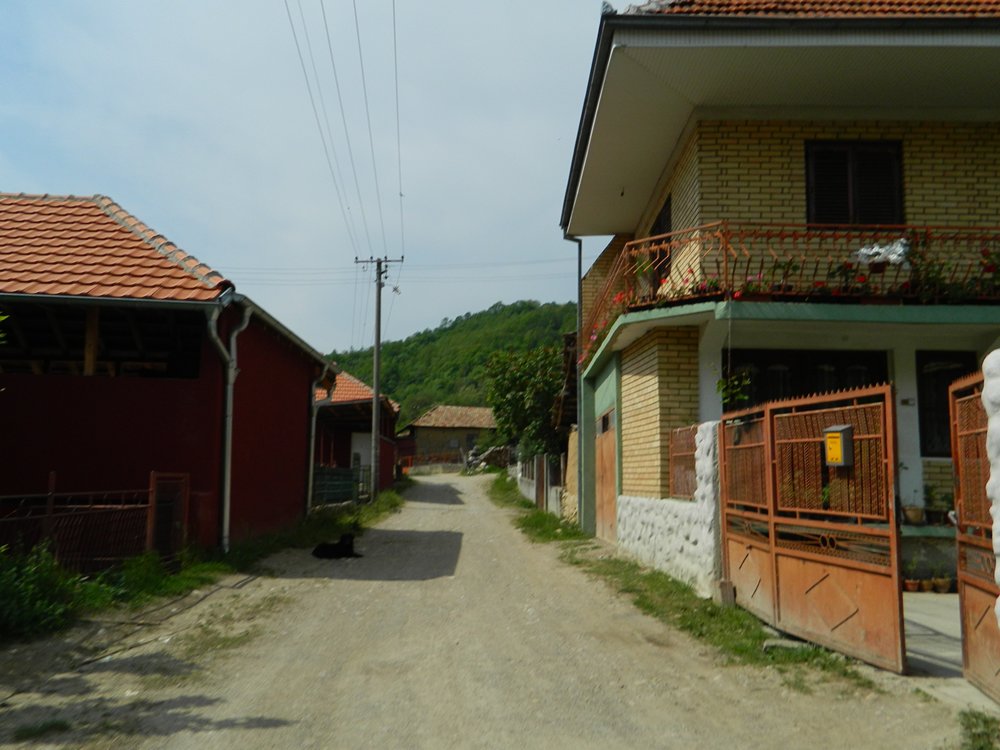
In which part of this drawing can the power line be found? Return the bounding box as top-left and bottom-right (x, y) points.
(320, 0), (374, 257)
(352, 0), (389, 255)
(283, 0), (360, 256)
(392, 0), (405, 259)
(295, 0), (364, 254)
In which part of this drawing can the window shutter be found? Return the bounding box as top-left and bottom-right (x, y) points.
(854, 144), (903, 225)
(807, 145), (851, 224)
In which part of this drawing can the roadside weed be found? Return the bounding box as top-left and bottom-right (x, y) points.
(961, 710), (1000, 750)
(487, 473), (534, 509)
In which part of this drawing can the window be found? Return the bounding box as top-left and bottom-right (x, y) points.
(806, 141), (903, 225)
(724, 349), (888, 409)
(916, 351), (977, 457)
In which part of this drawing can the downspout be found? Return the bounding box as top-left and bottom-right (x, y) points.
(307, 366), (333, 513)
(564, 234), (584, 530)
(207, 295), (252, 553)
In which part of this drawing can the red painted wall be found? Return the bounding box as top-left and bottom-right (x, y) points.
(1, 306), (322, 550)
(0, 337), (224, 548)
(228, 318), (316, 543)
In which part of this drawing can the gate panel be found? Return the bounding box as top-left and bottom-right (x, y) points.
(950, 373), (1000, 702)
(595, 413), (617, 542)
(720, 385), (905, 673)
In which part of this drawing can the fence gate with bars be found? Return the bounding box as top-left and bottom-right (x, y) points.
(949, 372), (1000, 702)
(720, 384), (905, 673)
(0, 471), (191, 572)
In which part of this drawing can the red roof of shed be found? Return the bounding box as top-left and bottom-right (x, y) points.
(625, 0), (1000, 16)
(316, 370), (399, 413)
(0, 193), (229, 302)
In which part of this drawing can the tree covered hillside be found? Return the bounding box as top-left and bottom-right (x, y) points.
(329, 301), (575, 426)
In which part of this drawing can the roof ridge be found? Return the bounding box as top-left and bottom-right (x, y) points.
(90, 194), (230, 292)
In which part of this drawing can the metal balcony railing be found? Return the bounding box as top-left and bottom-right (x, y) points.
(581, 222), (1000, 363)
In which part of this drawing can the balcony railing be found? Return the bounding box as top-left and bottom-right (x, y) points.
(581, 222), (1000, 363)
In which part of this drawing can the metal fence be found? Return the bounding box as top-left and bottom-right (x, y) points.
(0, 486), (149, 572)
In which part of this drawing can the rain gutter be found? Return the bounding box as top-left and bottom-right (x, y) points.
(206, 289), (252, 554)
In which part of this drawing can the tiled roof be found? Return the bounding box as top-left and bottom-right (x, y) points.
(624, 0), (1000, 15)
(316, 370), (400, 412)
(0, 193), (229, 302)
(409, 405), (496, 430)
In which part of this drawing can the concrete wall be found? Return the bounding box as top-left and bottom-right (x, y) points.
(980, 352), (1000, 621)
(616, 421), (721, 599)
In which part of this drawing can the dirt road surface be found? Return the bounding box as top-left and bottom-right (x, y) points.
(0, 473), (974, 748)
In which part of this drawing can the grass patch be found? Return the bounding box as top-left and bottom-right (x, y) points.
(961, 710), (1000, 750)
(12, 719), (71, 741)
(515, 509), (589, 543)
(559, 548), (873, 688)
(487, 473), (534, 509)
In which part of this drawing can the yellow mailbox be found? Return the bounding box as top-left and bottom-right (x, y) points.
(824, 424), (854, 468)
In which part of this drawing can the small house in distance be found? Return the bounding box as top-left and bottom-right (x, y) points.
(314, 370), (399, 500)
(397, 405), (496, 467)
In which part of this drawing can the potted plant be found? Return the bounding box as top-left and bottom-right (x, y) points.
(901, 504), (925, 525)
(931, 564), (953, 593)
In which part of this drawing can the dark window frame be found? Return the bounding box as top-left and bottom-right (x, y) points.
(805, 140), (904, 226)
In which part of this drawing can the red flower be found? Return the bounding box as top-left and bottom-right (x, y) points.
(985, 264), (997, 273)
(813, 280), (826, 288)
(733, 290), (743, 299)
(856, 275), (867, 283)
(983, 247), (992, 258)
(844, 262), (854, 270)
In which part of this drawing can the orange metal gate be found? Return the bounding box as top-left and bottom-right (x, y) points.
(595, 410), (617, 542)
(720, 384), (906, 673)
(949, 372), (1000, 702)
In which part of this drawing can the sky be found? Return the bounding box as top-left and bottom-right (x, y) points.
(0, 1), (611, 355)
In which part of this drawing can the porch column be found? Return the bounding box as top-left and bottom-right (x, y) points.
(892, 345), (924, 507)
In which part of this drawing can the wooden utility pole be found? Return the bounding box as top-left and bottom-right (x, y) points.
(356, 256), (403, 499)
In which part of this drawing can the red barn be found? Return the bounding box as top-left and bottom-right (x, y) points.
(0, 193), (333, 554)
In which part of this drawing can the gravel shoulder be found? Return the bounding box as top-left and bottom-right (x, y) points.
(0, 473), (977, 749)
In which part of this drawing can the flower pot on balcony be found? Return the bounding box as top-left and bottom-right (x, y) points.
(902, 506), (925, 525)
(903, 579), (921, 592)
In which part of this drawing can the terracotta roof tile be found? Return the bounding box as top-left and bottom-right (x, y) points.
(625, 0), (1000, 15)
(315, 370), (400, 413)
(0, 193), (229, 302)
(408, 405), (496, 430)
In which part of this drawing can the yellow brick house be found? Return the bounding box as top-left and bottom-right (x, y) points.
(561, 0), (1000, 596)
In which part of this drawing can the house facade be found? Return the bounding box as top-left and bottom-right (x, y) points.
(314, 369), (399, 496)
(398, 405), (497, 465)
(562, 1), (1000, 592)
(0, 193), (333, 553)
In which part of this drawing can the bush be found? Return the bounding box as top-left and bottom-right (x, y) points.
(0, 544), (82, 639)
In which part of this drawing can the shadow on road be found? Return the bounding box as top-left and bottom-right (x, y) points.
(404, 480), (464, 506)
(0, 693), (293, 746)
(269, 528), (463, 582)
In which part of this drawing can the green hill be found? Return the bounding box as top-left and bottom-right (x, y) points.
(329, 300), (576, 426)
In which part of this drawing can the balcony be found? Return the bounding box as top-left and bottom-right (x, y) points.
(582, 222), (1000, 364)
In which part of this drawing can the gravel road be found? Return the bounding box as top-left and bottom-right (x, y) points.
(0, 473), (970, 749)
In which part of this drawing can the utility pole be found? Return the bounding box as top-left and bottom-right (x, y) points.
(356, 255), (403, 499)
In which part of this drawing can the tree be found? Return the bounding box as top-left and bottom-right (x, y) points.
(485, 347), (562, 458)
